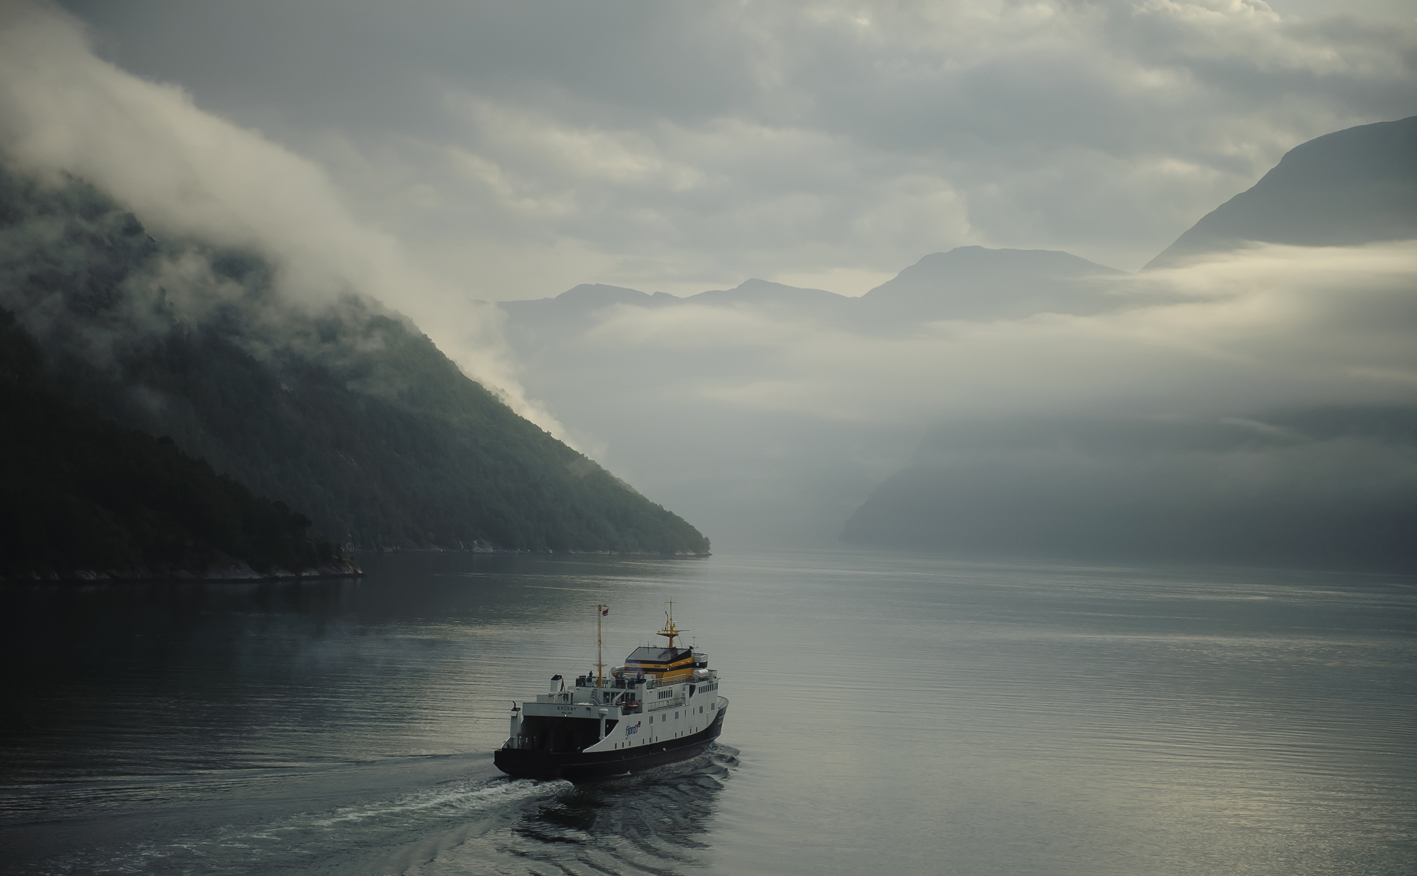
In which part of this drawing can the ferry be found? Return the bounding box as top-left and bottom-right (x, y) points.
(494, 604), (728, 781)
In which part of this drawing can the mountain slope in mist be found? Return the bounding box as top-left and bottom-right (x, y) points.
(0, 166), (709, 556)
(1146, 115), (1417, 268)
(844, 118), (1417, 572)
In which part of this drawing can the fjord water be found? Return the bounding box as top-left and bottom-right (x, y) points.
(1, 551), (1413, 875)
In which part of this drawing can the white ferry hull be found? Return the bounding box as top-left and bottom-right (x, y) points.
(495, 700), (728, 782)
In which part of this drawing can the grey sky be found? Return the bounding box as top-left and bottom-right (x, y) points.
(51, 0), (1417, 298)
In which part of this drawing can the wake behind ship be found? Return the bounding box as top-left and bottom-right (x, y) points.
(495, 606), (728, 781)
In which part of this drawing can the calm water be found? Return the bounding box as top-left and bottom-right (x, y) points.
(1, 549), (1413, 875)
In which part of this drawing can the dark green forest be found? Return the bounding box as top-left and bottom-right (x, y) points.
(0, 166), (710, 566)
(0, 309), (340, 579)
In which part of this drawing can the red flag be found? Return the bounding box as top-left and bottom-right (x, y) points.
(601, 607), (609, 616)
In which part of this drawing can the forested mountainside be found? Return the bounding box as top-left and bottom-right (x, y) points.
(1146, 115), (1417, 268)
(0, 165), (710, 558)
(0, 309), (346, 580)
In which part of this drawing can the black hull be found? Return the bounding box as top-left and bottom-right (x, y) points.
(495, 703), (728, 782)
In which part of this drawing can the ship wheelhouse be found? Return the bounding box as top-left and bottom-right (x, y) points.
(623, 645), (697, 682)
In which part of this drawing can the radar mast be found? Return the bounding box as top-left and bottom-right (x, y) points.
(657, 601), (687, 650)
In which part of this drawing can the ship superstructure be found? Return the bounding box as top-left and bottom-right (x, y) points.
(494, 605), (728, 781)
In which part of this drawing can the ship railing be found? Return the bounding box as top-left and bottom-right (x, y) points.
(571, 673), (701, 692)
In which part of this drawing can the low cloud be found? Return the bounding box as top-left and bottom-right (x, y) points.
(0, 1), (565, 435)
(572, 242), (1417, 423)
(51, 0), (1417, 295)
(501, 241), (1417, 549)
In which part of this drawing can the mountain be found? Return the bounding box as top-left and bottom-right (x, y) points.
(859, 246), (1125, 320)
(0, 166), (710, 559)
(499, 249), (1125, 331)
(690, 279), (846, 309)
(501, 283), (677, 318)
(501, 279), (847, 320)
(1146, 115), (1417, 268)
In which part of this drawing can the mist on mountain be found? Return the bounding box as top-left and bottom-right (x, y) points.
(1146, 115), (1417, 269)
(495, 119), (1417, 566)
(0, 165), (710, 558)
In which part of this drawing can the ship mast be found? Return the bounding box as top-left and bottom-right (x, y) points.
(596, 604), (606, 688)
(657, 601), (685, 650)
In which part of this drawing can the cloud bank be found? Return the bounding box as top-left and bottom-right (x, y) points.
(0, 1), (564, 434)
(577, 242), (1417, 422)
(55, 0), (1417, 296)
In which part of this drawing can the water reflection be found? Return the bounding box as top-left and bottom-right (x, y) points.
(1, 550), (1413, 876)
(494, 747), (738, 875)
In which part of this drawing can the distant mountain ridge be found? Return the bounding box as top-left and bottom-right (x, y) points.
(692, 278), (844, 307)
(500, 245), (1124, 325)
(1146, 114), (1417, 268)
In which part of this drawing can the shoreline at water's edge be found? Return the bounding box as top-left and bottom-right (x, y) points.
(350, 545), (711, 558)
(0, 559), (364, 584)
(0, 546), (718, 583)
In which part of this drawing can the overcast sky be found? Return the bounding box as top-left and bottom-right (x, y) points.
(47, 0), (1417, 298)
(1, 0), (1414, 553)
